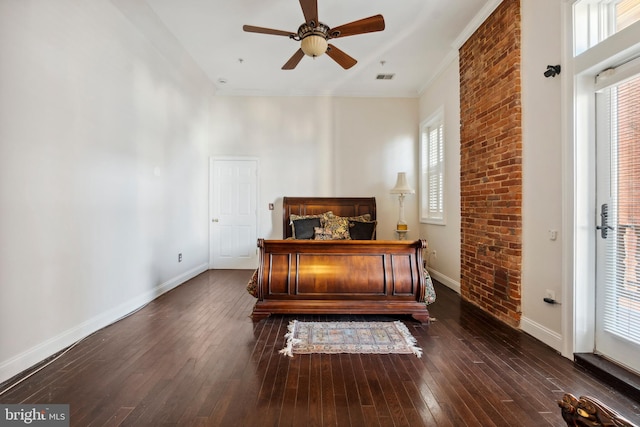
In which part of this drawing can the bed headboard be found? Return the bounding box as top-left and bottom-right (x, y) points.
(282, 197), (377, 239)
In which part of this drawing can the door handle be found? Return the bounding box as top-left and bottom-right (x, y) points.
(596, 203), (613, 238)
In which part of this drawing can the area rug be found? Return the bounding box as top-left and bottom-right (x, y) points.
(279, 320), (422, 358)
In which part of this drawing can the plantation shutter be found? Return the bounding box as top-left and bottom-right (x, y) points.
(426, 123), (444, 220)
(420, 113), (445, 224)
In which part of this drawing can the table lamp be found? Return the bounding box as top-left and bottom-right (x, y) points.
(390, 172), (415, 231)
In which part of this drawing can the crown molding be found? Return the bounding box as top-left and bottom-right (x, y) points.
(452, 0), (504, 50)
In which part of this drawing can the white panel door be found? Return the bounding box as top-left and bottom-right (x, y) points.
(210, 158), (258, 269)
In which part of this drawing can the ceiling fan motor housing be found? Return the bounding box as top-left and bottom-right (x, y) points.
(298, 22), (330, 57)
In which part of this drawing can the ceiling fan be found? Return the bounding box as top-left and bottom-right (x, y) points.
(243, 0), (385, 70)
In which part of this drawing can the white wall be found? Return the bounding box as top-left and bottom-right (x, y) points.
(333, 98), (419, 240)
(0, 1), (214, 383)
(209, 96), (419, 241)
(519, 0), (564, 350)
(418, 59), (462, 292)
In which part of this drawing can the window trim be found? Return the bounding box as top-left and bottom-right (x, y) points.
(419, 107), (445, 225)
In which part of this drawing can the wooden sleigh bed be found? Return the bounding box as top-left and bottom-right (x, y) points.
(249, 197), (431, 323)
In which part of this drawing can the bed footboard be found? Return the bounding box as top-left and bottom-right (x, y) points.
(252, 238), (430, 324)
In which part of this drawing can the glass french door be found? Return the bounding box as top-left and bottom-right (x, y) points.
(594, 67), (640, 374)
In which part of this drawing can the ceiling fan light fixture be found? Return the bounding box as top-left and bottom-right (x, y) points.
(301, 34), (328, 57)
(243, 8), (385, 69)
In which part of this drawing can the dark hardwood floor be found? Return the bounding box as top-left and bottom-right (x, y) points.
(2, 270), (639, 426)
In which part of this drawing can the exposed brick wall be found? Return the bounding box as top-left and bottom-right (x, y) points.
(459, 0), (522, 327)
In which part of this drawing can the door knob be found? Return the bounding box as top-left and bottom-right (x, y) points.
(212, 218), (219, 223)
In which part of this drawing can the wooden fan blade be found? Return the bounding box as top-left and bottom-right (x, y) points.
(243, 25), (294, 37)
(282, 49), (305, 70)
(299, 0), (318, 25)
(329, 14), (385, 38)
(326, 44), (357, 69)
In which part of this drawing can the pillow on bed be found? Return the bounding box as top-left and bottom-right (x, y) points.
(323, 216), (351, 240)
(345, 213), (371, 222)
(313, 227), (333, 240)
(291, 217), (322, 239)
(349, 220), (377, 240)
(290, 211), (333, 224)
(290, 211), (333, 239)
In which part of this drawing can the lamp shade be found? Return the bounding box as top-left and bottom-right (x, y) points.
(301, 35), (328, 57)
(390, 172), (415, 194)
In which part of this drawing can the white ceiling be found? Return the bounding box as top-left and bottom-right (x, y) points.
(144, 0), (500, 97)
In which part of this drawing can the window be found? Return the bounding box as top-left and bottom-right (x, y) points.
(420, 109), (444, 224)
(574, 0), (640, 56)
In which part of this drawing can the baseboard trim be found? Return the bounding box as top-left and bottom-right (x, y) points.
(427, 269), (460, 294)
(520, 316), (563, 353)
(0, 263), (208, 386)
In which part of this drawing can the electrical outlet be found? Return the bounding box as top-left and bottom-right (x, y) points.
(545, 289), (555, 301)
(178, 253), (182, 262)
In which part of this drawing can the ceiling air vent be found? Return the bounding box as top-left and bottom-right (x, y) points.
(376, 73), (395, 80)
